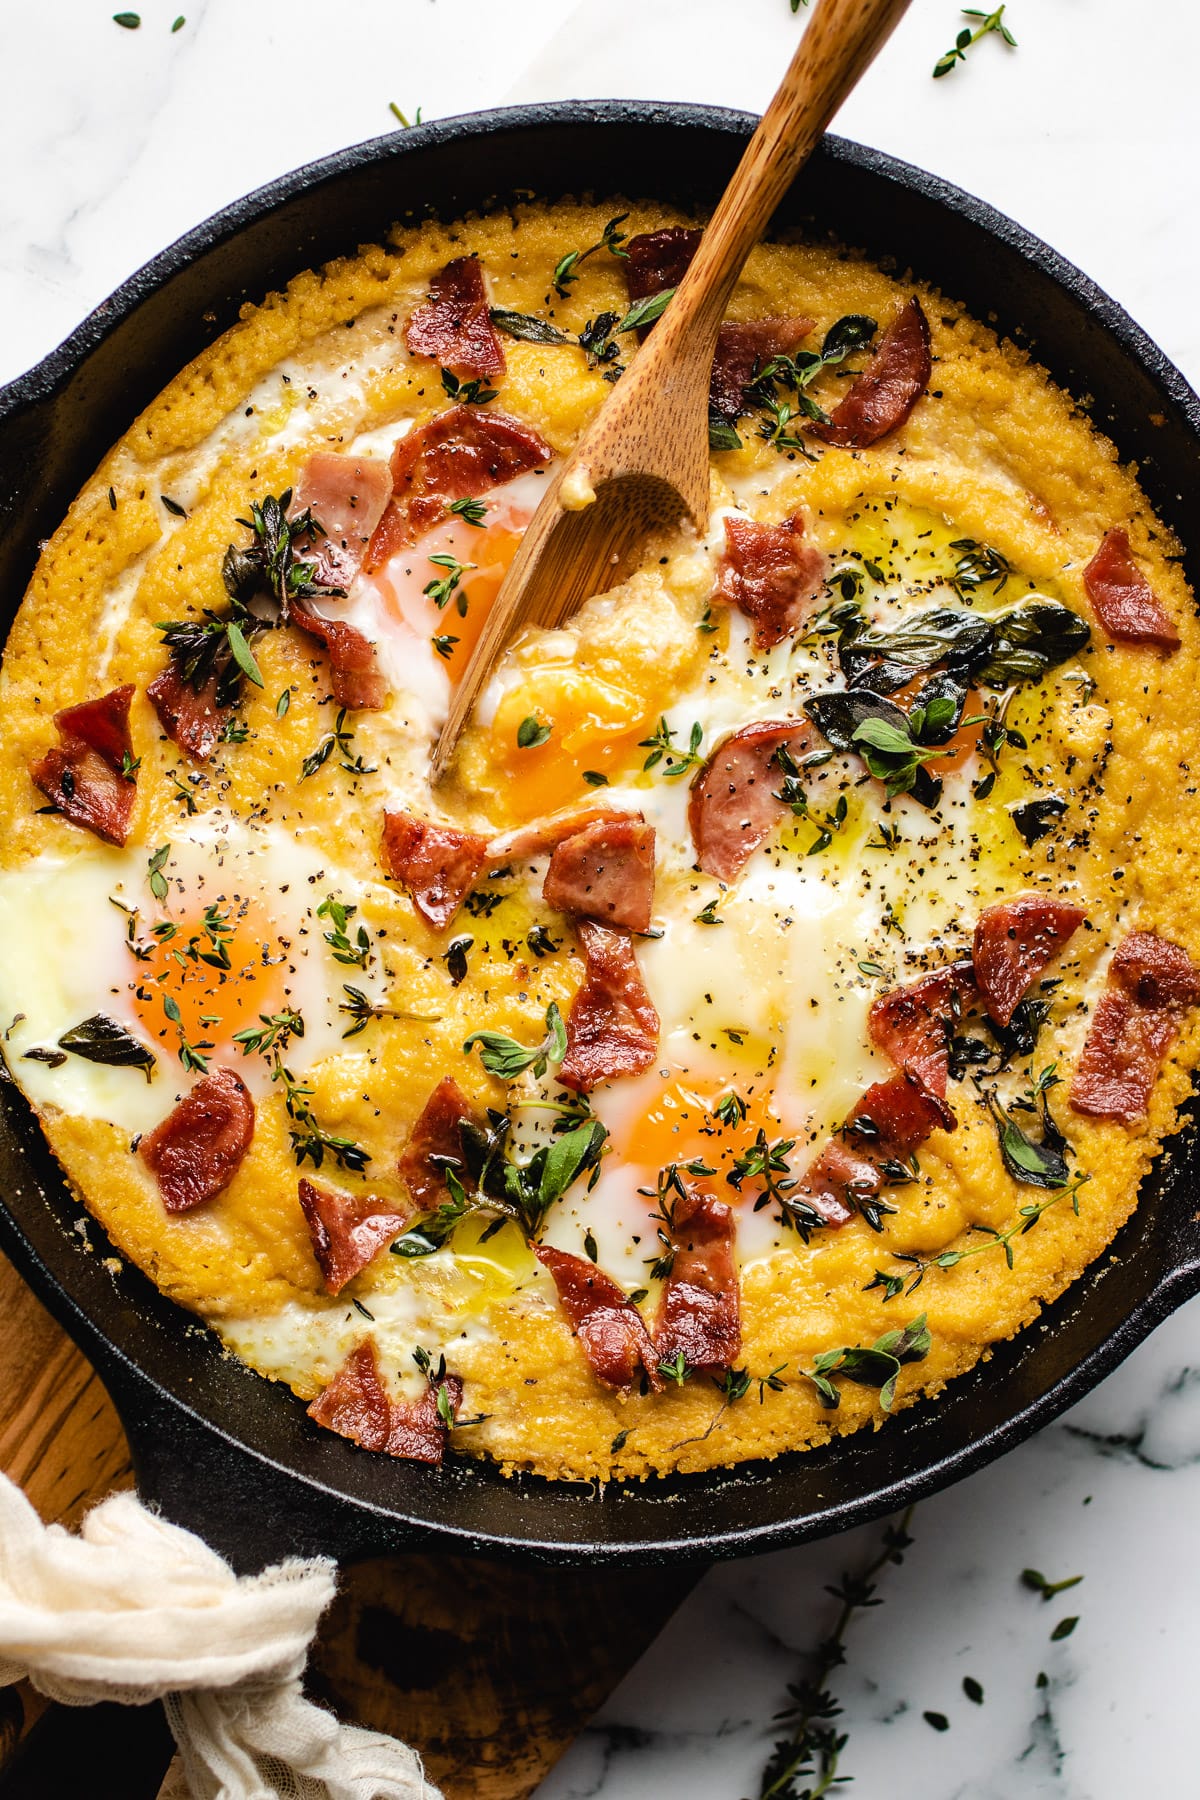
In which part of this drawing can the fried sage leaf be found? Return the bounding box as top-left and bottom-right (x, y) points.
(489, 308), (571, 346)
(58, 1014), (155, 1080)
(973, 597), (1091, 688)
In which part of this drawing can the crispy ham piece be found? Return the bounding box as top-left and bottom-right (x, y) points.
(542, 817), (656, 933)
(559, 921), (660, 1093)
(623, 228), (814, 421)
(398, 1076), (480, 1212)
(535, 1246), (662, 1392)
(973, 895), (1085, 1027)
(293, 452), (392, 589)
(405, 256), (506, 382)
(380, 810), (489, 932)
(794, 1074), (954, 1231)
(850, 1072), (955, 1154)
(868, 961), (976, 1099)
(139, 1066), (255, 1214)
(147, 664), (232, 763)
(716, 514), (827, 649)
(809, 298), (932, 449)
(30, 684), (138, 846)
(654, 1185), (741, 1373)
(307, 1340), (461, 1465)
(1070, 931), (1200, 1122)
(368, 406), (552, 564)
(709, 317), (816, 422)
(490, 805), (643, 863)
(298, 1178), (412, 1295)
(1082, 528), (1181, 651)
(688, 720), (816, 883)
(290, 603), (388, 711)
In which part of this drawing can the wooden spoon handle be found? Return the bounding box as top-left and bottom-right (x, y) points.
(658, 0), (913, 354)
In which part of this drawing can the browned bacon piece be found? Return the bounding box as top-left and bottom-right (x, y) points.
(1082, 528), (1181, 651)
(623, 227), (701, 304)
(623, 229), (814, 420)
(139, 1066), (255, 1214)
(795, 1074), (954, 1232)
(298, 1178), (412, 1295)
(290, 603), (388, 711)
(559, 921), (660, 1093)
(716, 514), (827, 649)
(30, 684), (138, 846)
(973, 895), (1085, 1027)
(542, 818), (656, 933)
(293, 453), (393, 589)
(809, 298), (932, 450)
(868, 961), (976, 1099)
(380, 810), (489, 931)
(147, 663), (232, 763)
(368, 407), (552, 564)
(1070, 931), (1200, 1122)
(850, 1072), (955, 1154)
(307, 1339), (461, 1465)
(654, 1184), (741, 1373)
(791, 1141), (868, 1228)
(536, 1245), (662, 1391)
(710, 318), (817, 422)
(405, 256), (506, 382)
(688, 720), (816, 884)
(490, 806), (643, 863)
(397, 1075), (481, 1212)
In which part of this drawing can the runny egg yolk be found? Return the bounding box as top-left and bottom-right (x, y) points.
(488, 668), (653, 819)
(128, 895), (289, 1059)
(379, 522), (525, 678)
(614, 1075), (793, 1186)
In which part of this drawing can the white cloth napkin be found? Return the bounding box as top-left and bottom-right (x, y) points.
(0, 1472), (438, 1800)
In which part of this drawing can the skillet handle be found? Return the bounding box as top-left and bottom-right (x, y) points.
(101, 1362), (432, 1575)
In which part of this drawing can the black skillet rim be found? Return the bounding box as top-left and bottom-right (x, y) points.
(1, 101), (1199, 1567)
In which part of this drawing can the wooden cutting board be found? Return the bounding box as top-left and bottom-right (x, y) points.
(0, 1251), (699, 1798)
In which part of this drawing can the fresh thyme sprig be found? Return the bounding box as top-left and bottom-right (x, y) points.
(753, 1506), (915, 1800)
(271, 1057), (370, 1173)
(232, 1009), (304, 1058)
(864, 1173), (1090, 1301)
(747, 315), (878, 452)
(726, 1129), (828, 1242)
(639, 717), (704, 778)
(551, 214), (630, 297)
(933, 6), (1017, 79)
(424, 553), (476, 612)
(300, 708), (376, 781)
(440, 369), (497, 406)
(338, 984), (442, 1038)
(317, 896), (371, 969)
(463, 1001), (567, 1081)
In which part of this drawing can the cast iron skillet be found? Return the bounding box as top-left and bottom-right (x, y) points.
(1, 103), (1198, 1575)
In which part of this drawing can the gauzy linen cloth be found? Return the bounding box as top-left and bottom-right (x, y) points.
(0, 1472), (440, 1800)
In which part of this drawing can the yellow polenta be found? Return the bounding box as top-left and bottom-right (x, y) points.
(0, 197), (1196, 1483)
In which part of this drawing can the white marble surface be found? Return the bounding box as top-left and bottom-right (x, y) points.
(5, 1), (1200, 1794)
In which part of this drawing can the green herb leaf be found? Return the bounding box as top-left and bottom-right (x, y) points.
(147, 844), (171, 903)
(517, 715), (552, 750)
(225, 619), (264, 688)
(614, 289), (675, 334)
(1050, 1616), (1079, 1641)
(463, 1001), (567, 1082)
(489, 308), (571, 346)
(57, 1014), (155, 1080)
(113, 11), (140, 26)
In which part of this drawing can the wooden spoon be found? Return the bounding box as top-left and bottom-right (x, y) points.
(432, 0), (913, 779)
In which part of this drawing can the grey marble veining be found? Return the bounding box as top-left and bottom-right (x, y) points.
(2, 3), (1199, 1795)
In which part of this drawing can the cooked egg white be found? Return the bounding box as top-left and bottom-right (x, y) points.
(0, 819), (396, 1133)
